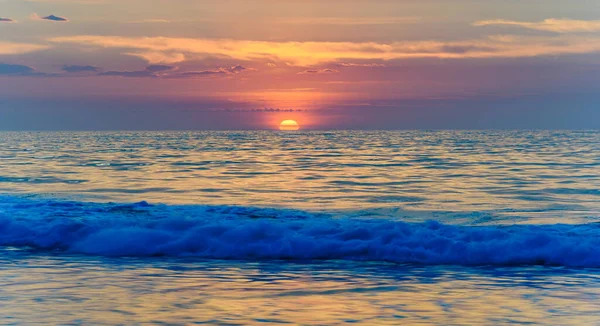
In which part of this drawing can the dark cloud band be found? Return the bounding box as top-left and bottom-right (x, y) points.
(62, 65), (99, 73)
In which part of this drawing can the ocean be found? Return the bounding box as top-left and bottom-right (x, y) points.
(0, 130), (599, 325)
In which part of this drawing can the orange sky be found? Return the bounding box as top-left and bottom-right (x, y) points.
(1, 0), (600, 129)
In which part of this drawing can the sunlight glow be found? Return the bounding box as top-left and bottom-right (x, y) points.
(279, 120), (300, 131)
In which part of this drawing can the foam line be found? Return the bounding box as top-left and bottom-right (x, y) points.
(0, 196), (598, 267)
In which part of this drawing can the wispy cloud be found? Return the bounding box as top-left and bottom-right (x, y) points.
(336, 63), (386, 67)
(97, 64), (245, 78)
(145, 65), (174, 73)
(49, 35), (600, 66)
(227, 65), (247, 74)
(99, 70), (155, 77)
(0, 63), (248, 79)
(0, 42), (49, 55)
(62, 65), (99, 73)
(167, 65), (248, 78)
(124, 51), (185, 64)
(98, 65), (171, 78)
(473, 18), (600, 33)
(170, 70), (227, 78)
(297, 69), (339, 74)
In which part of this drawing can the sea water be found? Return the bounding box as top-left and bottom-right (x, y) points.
(0, 130), (599, 324)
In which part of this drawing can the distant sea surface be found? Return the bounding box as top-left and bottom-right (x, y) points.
(1, 130), (599, 324)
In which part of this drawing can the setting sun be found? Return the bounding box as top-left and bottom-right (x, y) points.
(279, 120), (300, 131)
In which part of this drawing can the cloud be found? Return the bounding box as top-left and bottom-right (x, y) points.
(97, 64), (245, 78)
(336, 62), (386, 67)
(99, 70), (154, 77)
(49, 34), (600, 66)
(227, 65), (247, 74)
(171, 70), (228, 78)
(98, 66), (157, 78)
(44, 14), (69, 22)
(145, 64), (174, 73)
(0, 63), (58, 77)
(124, 51), (185, 64)
(62, 65), (98, 73)
(473, 19), (600, 33)
(0, 63), (241, 79)
(31, 13), (69, 22)
(168, 65), (248, 78)
(0, 63), (35, 75)
(0, 17), (15, 22)
(298, 69), (339, 74)
(0, 42), (49, 55)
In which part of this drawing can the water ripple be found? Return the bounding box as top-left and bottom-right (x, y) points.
(0, 130), (597, 223)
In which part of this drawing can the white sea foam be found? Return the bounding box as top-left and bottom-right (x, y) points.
(1, 196), (598, 267)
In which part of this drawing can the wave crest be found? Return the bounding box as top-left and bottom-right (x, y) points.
(1, 196), (599, 267)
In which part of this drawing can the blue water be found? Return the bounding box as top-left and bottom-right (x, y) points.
(0, 130), (599, 324)
(2, 196), (600, 267)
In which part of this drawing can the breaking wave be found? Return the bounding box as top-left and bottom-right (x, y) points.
(1, 196), (599, 267)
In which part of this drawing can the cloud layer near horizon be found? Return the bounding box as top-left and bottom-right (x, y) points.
(47, 33), (600, 65)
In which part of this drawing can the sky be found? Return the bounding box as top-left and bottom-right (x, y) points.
(1, 0), (600, 130)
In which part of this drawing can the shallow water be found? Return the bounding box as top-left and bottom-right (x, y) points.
(0, 130), (599, 324)
(1, 249), (599, 325)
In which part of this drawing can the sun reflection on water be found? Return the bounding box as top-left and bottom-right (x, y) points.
(0, 130), (598, 224)
(1, 251), (599, 325)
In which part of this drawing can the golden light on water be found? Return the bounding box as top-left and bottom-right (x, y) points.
(279, 120), (300, 131)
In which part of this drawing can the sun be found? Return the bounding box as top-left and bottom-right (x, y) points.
(279, 120), (300, 131)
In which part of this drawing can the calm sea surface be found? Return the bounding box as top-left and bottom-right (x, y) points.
(0, 130), (599, 324)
